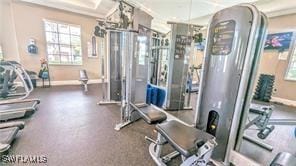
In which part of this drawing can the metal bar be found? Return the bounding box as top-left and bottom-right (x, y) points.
(0, 98), (40, 105)
(231, 7), (268, 158)
(162, 151), (180, 163)
(97, 101), (121, 105)
(148, 143), (166, 166)
(243, 134), (273, 151)
(114, 120), (132, 131)
(245, 116), (262, 129)
(268, 119), (296, 125)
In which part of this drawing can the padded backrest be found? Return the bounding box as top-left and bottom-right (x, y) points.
(79, 70), (88, 81)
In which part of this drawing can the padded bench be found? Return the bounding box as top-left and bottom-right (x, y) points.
(79, 69), (89, 92)
(156, 120), (215, 157)
(130, 103), (167, 124)
(270, 152), (296, 166)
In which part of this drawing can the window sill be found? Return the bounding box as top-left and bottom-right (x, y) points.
(48, 63), (83, 66)
(88, 56), (99, 59)
(284, 78), (296, 82)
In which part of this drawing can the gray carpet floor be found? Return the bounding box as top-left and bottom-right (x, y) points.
(1, 84), (296, 165)
(3, 84), (157, 166)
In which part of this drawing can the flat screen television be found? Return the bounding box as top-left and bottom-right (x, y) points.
(264, 32), (293, 50)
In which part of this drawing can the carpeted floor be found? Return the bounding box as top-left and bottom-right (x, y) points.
(1, 84), (296, 165)
(4, 84), (157, 166)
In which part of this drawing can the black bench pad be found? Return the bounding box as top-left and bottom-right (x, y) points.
(156, 120), (214, 157)
(131, 103), (167, 124)
(271, 152), (296, 166)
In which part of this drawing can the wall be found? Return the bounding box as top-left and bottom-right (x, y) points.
(258, 14), (296, 101)
(190, 14), (296, 102)
(133, 8), (153, 30)
(0, 0), (20, 61)
(2, 1), (100, 81)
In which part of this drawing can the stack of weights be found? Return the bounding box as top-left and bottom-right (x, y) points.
(253, 74), (275, 102)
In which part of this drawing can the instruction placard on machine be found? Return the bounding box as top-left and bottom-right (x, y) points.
(211, 20), (235, 55)
(174, 35), (192, 59)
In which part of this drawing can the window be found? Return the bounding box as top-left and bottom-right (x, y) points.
(44, 20), (82, 65)
(0, 45), (3, 61)
(286, 47), (296, 80)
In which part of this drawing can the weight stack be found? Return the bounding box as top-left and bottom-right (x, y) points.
(253, 74), (275, 102)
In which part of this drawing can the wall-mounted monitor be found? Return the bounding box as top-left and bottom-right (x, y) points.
(264, 32), (293, 50)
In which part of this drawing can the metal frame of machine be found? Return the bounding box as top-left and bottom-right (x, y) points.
(163, 22), (202, 111)
(99, 29), (122, 105)
(98, 3), (295, 166)
(194, 3), (268, 165)
(0, 61), (40, 121)
(146, 3), (270, 166)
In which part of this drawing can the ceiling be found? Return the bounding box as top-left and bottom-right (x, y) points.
(127, 0), (296, 32)
(127, 0), (257, 22)
(18, 0), (117, 18)
(18, 0), (296, 33)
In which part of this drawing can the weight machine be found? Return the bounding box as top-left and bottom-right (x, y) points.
(243, 102), (296, 151)
(147, 4), (273, 166)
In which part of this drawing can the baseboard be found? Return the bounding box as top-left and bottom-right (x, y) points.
(271, 96), (296, 107)
(36, 79), (105, 86)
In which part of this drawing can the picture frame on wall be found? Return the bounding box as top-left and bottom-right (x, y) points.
(264, 32), (293, 50)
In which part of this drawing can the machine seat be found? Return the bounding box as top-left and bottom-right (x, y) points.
(79, 69), (89, 82)
(156, 120), (214, 157)
(130, 103), (167, 124)
(270, 152), (296, 166)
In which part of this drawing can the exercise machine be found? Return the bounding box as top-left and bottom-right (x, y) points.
(0, 61), (32, 99)
(98, 2), (152, 106)
(195, 4), (268, 164)
(186, 64), (201, 94)
(146, 23), (202, 110)
(163, 22), (201, 111)
(0, 121), (25, 153)
(0, 61), (40, 121)
(98, 29), (123, 105)
(112, 26), (167, 130)
(147, 4), (273, 166)
(100, 22), (171, 131)
(243, 102), (296, 151)
(79, 69), (89, 92)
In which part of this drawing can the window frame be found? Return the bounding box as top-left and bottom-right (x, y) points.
(285, 33), (296, 81)
(43, 19), (83, 66)
(0, 45), (3, 61)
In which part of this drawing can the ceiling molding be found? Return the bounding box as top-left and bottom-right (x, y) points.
(95, 0), (103, 9)
(17, 0), (110, 18)
(265, 7), (296, 18)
